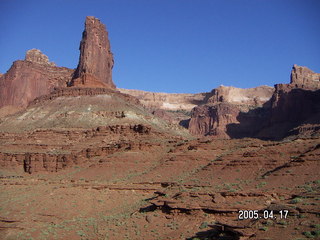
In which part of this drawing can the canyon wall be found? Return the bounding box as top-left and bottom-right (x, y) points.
(188, 86), (274, 138)
(257, 65), (320, 139)
(118, 88), (205, 111)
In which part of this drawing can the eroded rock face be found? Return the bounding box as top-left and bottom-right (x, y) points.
(188, 65), (320, 139)
(188, 86), (273, 138)
(0, 124), (153, 173)
(204, 85), (274, 106)
(188, 103), (241, 137)
(257, 65), (320, 139)
(0, 49), (73, 108)
(188, 103), (270, 138)
(70, 16), (115, 88)
(25, 49), (56, 66)
(290, 64), (320, 88)
(118, 88), (205, 127)
(0, 16), (117, 108)
(120, 86), (275, 138)
(118, 88), (205, 111)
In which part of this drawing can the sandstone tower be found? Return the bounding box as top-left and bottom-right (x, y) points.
(70, 16), (116, 88)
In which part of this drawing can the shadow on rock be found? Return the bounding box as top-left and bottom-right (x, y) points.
(186, 226), (241, 240)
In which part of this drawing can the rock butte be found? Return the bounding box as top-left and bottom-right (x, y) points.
(0, 49), (72, 108)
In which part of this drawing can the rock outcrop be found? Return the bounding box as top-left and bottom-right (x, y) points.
(0, 16), (117, 109)
(188, 65), (320, 139)
(257, 65), (320, 139)
(118, 88), (205, 126)
(290, 64), (320, 88)
(118, 88), (205, 111)
(25, 49), (56, 66)
(188, 103), (240, 137)
(70, 16), (115, 88)
(0, 125), (153, 173)
(0, 50), (73, 108)
(204, 85), (274, 106)
(188, 86), (273, 138)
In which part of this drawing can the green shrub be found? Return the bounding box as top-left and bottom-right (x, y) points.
(302, 230), (320, 238)
(199, 222), (208, 229)
(259, 226), (268, 231)
(290, 197), (303, 204)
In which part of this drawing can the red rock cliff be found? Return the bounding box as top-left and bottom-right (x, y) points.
(188, 65), (320, 139)
(188, 86), (273, 138)
(0, 49), (73, 108)
(70, 16), (115, 88)
(257, 65), (320, 139)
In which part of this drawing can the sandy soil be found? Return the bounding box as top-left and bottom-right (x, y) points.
(0, 136), (319, 240)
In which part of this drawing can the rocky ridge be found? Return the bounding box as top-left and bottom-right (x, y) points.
(187, 65), (320, 139)
(118, 88), (205, 111)
(204, 85), (274, 106)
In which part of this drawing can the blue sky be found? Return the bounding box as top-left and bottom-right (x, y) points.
(0, 0), (319, 93)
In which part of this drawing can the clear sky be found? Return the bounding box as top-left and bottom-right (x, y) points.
(0, 0), (319, 93)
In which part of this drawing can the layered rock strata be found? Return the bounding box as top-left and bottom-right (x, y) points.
(0, 124), (154, 173)
(257, 65), (320, 139)
(118, 88), (205, 111)
(204, 85), (274, 106)
(188, 86), (274, 138)
(0, 49), (73, 108)
(188, 65), (320, 139)
(290, 64), (320, 88)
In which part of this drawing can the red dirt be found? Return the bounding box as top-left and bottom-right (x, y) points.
(0, 128), (319, 239)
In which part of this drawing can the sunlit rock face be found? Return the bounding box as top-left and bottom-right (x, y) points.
(290, 64), (320, 89)
(25, 49), (56, 66)
(0, 49), (72, 108)
(70, 16), (115, 88)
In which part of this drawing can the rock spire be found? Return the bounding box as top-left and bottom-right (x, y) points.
(70, 16), (115, 88)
